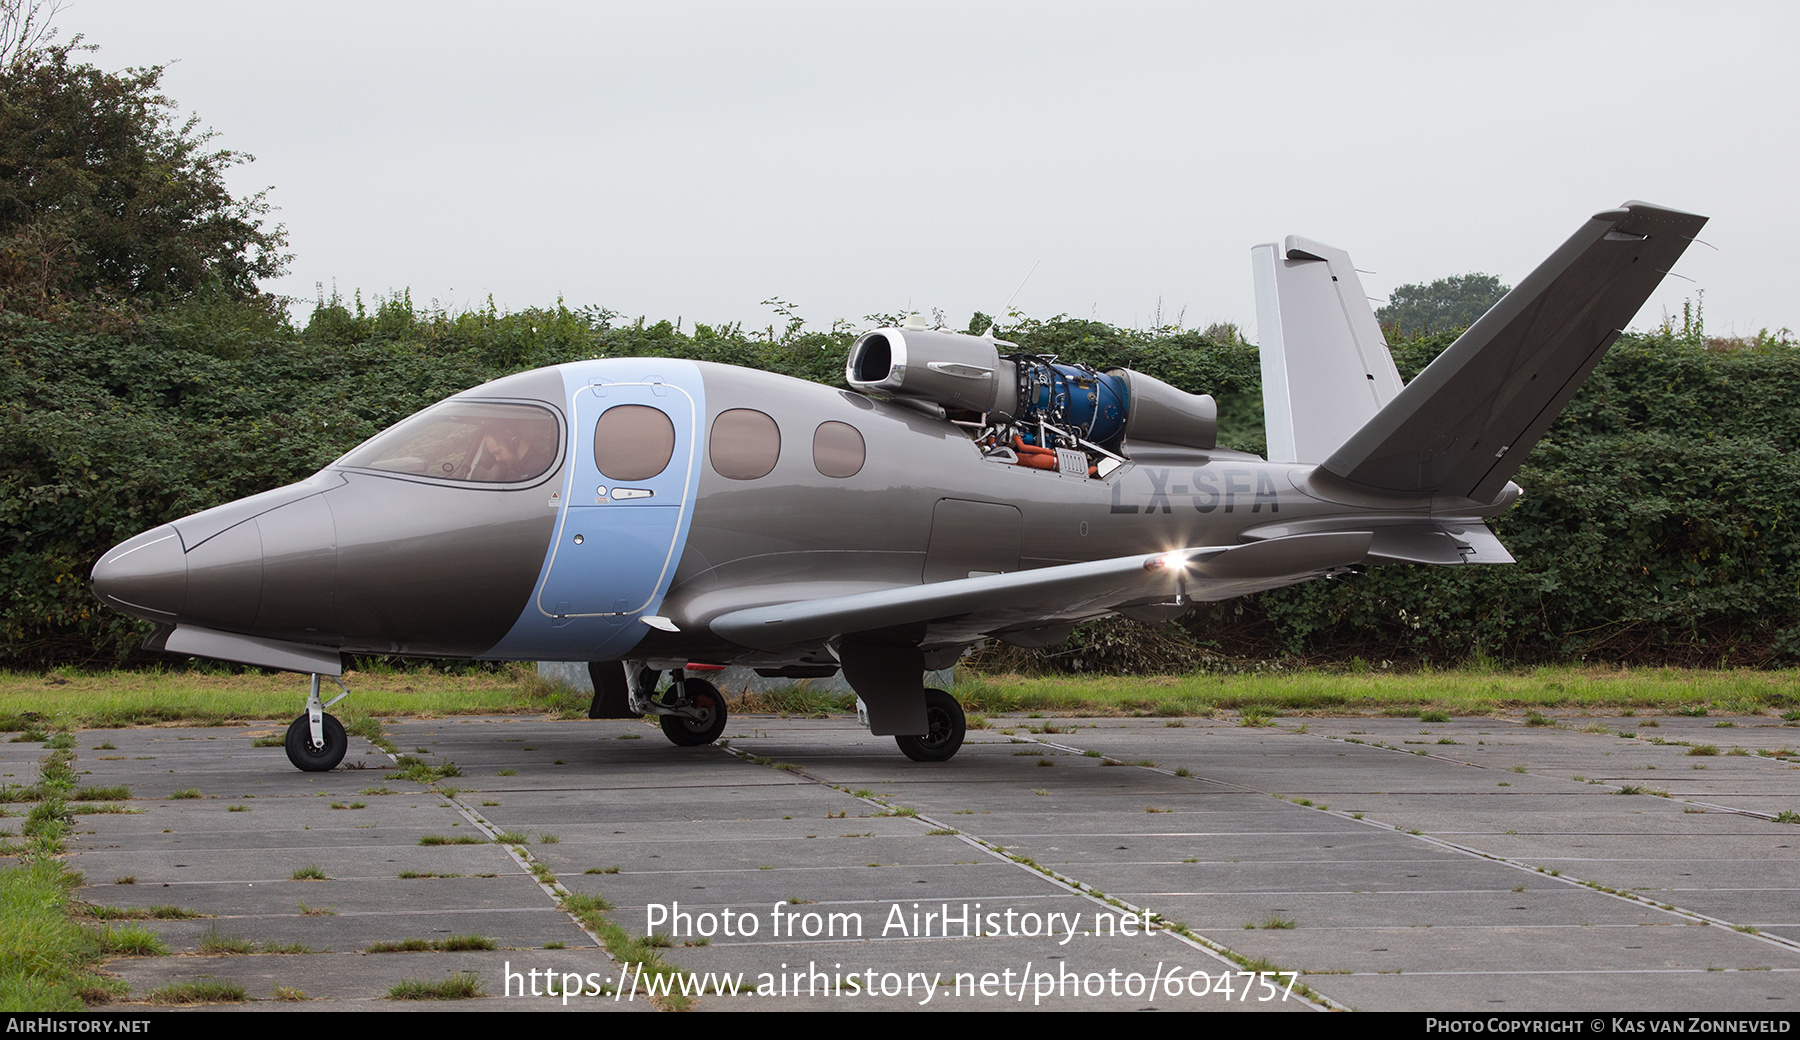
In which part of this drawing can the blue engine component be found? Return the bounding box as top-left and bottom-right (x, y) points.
(1006, 355), (1129, 449)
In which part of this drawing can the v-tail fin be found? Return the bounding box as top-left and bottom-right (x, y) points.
(1322, 200), (1707, 502)
(1253, 235), (1404, 465)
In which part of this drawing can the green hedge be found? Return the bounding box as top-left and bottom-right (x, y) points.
(5, 293), (1795, 668)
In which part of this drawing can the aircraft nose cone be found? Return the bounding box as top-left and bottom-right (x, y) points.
(91, 525), (186, 621)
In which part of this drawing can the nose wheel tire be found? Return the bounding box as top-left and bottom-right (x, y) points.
(895, 688), (965, 762)
(284, 712), (347, 772)
(660, 679), (728, 747)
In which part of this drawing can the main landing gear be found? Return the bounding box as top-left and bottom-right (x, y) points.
(895, 688), (965, 762)
(286, 673), (351, 772)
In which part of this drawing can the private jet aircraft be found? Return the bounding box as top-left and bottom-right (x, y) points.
(91, 201), (1706, 769)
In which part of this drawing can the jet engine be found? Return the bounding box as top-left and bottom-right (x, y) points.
(846, 325), (1216, 474)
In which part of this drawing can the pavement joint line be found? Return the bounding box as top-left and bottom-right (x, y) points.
(1056, 722), (1800, 957)
(1315, 728), (1800, 824)
(181, 907), (569, 919)
(435, 786), (613, 954)
(722, 735), (1341, 1012)
(357, 723), (643, 971)
(996, 722), (1800, 1001)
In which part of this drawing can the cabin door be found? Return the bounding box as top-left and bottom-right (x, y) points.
(537, 379), (698, 620)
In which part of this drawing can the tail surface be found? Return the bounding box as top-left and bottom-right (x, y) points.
(1253, 236), (1403, 464)
(1322, 201), (1707, 502)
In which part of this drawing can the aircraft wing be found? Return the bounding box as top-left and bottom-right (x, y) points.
(708, 531), (1372, 652)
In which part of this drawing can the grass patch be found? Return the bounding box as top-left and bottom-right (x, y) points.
(559, 892), (692, 1010)
(438, 934), (497, 951)
(70, 786), (129, 802)
(146, 980), (247, 1005)
(290, 865), (329, 880)
(0, 861), (124, 1009)
(367, 938), (434, 953)
(1688, 744), (1720, 757)
(367, 935), (495, 953)
(167, 788), (202, 800)
(80, 904), (203, 921)
(386, 973), (484, 1000)
(0, 665), (575, 729)
(95, 925), (167, 957)
(193, 926), (314, 956)
(946, 666), (1800, 718)
(386, 759), (462, 784)
(419, 835), (485, 846)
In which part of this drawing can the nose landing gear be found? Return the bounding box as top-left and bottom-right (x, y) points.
(285, 673), (351, 772)
(659, 675), (729, 746)
(620, 662), (730, 747)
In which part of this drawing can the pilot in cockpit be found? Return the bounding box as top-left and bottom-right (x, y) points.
(471, 424), (536, 483)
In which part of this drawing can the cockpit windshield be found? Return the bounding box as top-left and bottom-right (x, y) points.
(337, 401), (561, 484)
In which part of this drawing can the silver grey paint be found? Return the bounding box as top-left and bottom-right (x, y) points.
(1254, 235), (1403, 464)
(90, 202), (1704, 740)
(1324, 203), (1708, 500)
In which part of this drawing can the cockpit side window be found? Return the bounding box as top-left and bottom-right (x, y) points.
(594, 404), (676, 481)
(338, 401), (560, 484)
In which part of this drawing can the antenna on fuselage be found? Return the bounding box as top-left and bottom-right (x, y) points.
(990, 259), (1042, 335)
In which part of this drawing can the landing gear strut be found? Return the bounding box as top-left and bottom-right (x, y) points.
(659, 676), (729, 746)
(285, 673), (350, 772)
(895, 688), (965, 762)
(624, 663), (730, 748)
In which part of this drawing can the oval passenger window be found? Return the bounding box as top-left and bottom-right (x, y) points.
(594, 405), (676, 481)
(813, 421), (865, 478)
(710, 409), (780, 480)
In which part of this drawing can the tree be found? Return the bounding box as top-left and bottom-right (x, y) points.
(1376, 273), (1509, 336)
(0, 2), (288, 312)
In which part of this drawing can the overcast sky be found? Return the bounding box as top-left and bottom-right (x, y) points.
(68, 1), (1799, 340)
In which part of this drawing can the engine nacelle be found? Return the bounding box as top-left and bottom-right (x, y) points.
(846, 325), (1216, 456)
(1109, 368), (1216, 451)
(847, 327), (1006, 412)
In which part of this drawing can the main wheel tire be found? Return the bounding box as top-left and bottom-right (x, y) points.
(284, 712), (347, 772)
(895, 688), (965, 762)
(660, 679), (728, 746)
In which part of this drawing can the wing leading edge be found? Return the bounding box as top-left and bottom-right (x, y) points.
(709, 531), (1373, 652)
